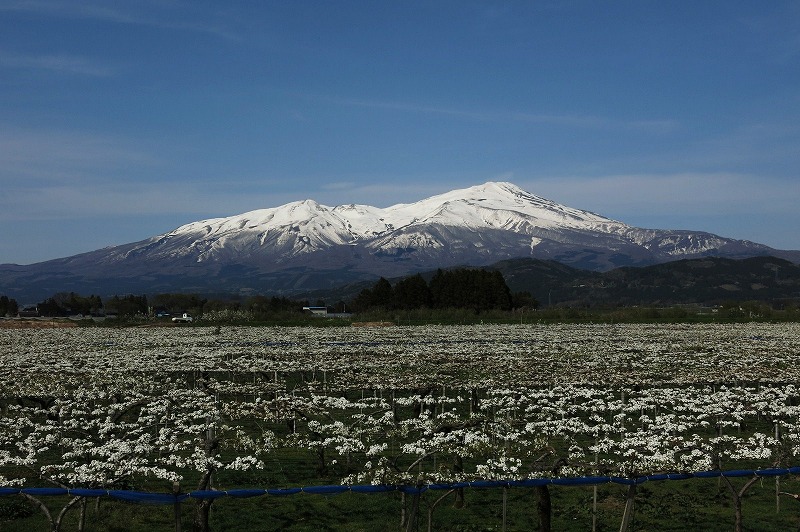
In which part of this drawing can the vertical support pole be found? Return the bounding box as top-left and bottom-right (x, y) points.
(400, 491), (406, 529)
(776, 421), (781, 513)
(405, 490), (421, 532)
(619, 483), (636, 532)
(78, 497), (87, 532)
(593, 443), (599, 532)
(502, 486), (507, 532)
(173, 481), (182, 532)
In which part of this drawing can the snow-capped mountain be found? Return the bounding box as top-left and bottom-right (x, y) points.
(1, 182), (798, 300)
(114, 182), (630, 263)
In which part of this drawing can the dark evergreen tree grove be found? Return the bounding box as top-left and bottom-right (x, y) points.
(245, 295), (306, 316)
(352, 277), (393, 311)
(37, 297), (63, 317)
(352, 269), (515, 313)
(351, 288), (374, 312)
(0, 295), (18, 316)
(393, 274), (432, 309)
(36, 292), (103, 317)
(429, 268), (512, 312)
(371, 277), (393, 307)
(106, 294), (148, 316)
(150, 293), (204, 315)
(512, 290), (539, 309)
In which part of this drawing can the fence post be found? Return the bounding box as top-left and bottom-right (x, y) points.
(776, 421), (780, 513)
(502, 485), (507, 532)
(173, 481), (182, 532)
(593, 444), (599, 532)
(618, 483), (636, 532)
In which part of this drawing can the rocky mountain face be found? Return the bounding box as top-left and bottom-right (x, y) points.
(2, 182), (798, 302)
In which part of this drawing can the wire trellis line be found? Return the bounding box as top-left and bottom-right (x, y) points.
(3, 466), (799, 506)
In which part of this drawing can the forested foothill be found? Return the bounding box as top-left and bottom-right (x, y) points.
(2, 257), (800, 325)
(492, 255), (800, 308)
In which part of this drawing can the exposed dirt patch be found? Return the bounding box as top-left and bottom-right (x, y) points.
(135, 322), (180, 328)
(0, 319), (78, 329)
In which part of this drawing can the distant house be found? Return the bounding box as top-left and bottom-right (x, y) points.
(302, 306), (328, 316)
(18, 305), (39, 318)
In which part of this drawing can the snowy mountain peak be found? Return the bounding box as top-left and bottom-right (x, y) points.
(378, 181), (624, 232)
(152, 181), (685, 262)
(2, 180), (796, 300)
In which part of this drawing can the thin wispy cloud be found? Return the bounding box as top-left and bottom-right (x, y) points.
(522, 172), (800, 218)
(321, 95), (680, 134)
(2, 181), (212, 223)
(0, 127), (158, 186)
(693, 122), (800, 169)
(0, 0), (239, 40)
(0, 50), (112, 77)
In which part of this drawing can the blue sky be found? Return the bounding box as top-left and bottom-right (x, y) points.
(2, 1), (799, 264)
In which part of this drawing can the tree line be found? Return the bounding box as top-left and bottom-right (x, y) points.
(8, 291), (323, 320)
(351, 268), (537, 312)
(3, 269), (537, 321)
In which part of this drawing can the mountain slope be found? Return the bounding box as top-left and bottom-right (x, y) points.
(1, 181), (798, 302)
(490, 256), (800, 307)
(297, 256), (800, 308)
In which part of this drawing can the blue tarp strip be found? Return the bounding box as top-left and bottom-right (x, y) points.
(511, 478), (551, 487)
(468, 480), (504, 489)
(189, 490), (227, 500)
(694, 470), (722, 478)
(301, 485), (349, 495)
(350, 485), (396, 493)
(428, 483), (457, 490)
(226, 489), (268, 498)
(69, 489), (109, 497)
(551, 476), (608, 486)
(399, 485), (428, 495)
(3, 466), (799, 505)
(266, 488), (302, 496)
(719, 470), (754, 478)
(753, 468), (789, 477)
(21, 487), (68, 496)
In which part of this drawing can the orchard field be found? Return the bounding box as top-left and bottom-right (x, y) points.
(3, 322), (800, 530)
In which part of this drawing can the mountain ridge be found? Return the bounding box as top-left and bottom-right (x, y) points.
(2, 181), (798, 302)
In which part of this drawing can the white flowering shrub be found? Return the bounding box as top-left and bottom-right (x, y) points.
(1, 322), (799, 498)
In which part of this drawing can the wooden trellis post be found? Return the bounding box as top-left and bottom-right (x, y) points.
(619, 483), (636, 532)
(173, 481), (182, 532)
